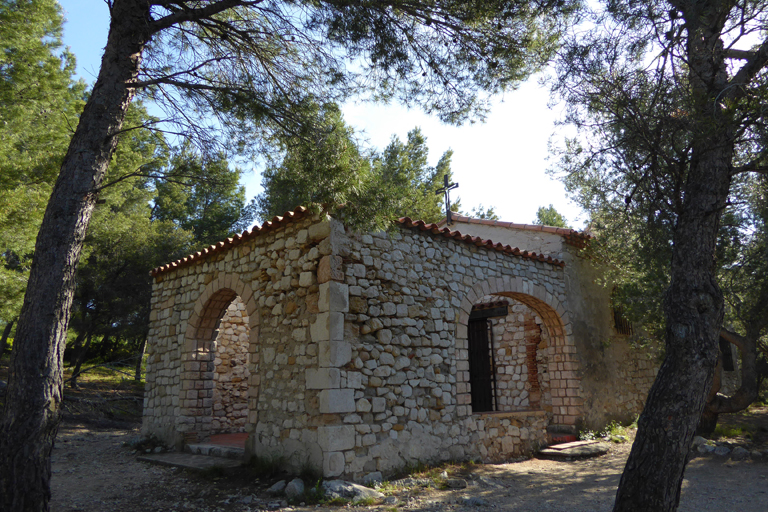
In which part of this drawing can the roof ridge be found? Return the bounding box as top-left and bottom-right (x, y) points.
(396, 217), (565, 267)
(435, 214), (590, 238)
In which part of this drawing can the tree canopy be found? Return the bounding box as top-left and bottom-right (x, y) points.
(1, 1), (580, 509)
(533, 204), (569, 228)
(0, 0), (85, 333)
(255, 102), (463, 231)
(551, 0), (768, 509)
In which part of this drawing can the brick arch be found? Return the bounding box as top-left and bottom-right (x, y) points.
(456, 277), (582, 427)
(177, 273), (260, 441)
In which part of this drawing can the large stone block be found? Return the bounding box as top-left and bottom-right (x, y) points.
(323, 451), (346, 477)
(318, 389), (355, 413)
(318, 255), (344, 284)
(306, 368), (341, 389)
(317, 425), (356, 451)
(319, 281), (349, 313)
(308, 221), (331, 241)
(318, 340), (352, 368)
(310, 312), (344, 342)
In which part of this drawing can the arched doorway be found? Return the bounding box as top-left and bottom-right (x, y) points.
(178, 275), (259, 443)
(457, 277), (581, 428)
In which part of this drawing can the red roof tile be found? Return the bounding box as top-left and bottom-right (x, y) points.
(396, 217), (565, 267)
(150, 206), (310, 277)
(151, 207), (569, 278)
(436, 214), (591, 248)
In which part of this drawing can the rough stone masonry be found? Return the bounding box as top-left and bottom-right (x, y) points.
(143, 208), (656, 481)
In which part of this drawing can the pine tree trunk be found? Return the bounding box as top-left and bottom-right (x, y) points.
(0, 1), (151, 509)
(69, 333), (94, 389)
(0, 319), (15, 358)
(613, 145), (731, 511)
(613, 17), (733, 508)
(135, 338), (147, 382)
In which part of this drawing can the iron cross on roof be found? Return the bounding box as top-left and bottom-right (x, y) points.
(436, 174), (459, 225)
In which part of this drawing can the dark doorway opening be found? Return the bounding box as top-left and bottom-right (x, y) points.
(468, 318), (496, 412)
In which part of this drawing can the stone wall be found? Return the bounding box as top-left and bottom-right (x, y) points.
(144, 213), (658, 481)
(211, 297), (250, 433)
(484, 299), (551, 412)
(143, 214), (331, 470)
(330, 225), (575, 480)
(447, 219), (659, 430)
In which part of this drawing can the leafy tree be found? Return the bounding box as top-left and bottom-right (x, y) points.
(255, 102), (374, 224)
(551, 1), (768, 509)
(256, 105), (456, 230)
(152, 147), (254, 248)
(700, 175), (768, 432)
(465, 204), (500, 221)
(0, 0), (85, 343)
(374, 128), (455, 224)
(2, 1), (578, 507)
(533, 204), (569, 228)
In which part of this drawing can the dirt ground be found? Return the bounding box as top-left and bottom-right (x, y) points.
(2, 362), (764, 511)
(50, 417), (768, 512)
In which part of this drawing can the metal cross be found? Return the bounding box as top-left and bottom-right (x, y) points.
(436, 174), (459, 225)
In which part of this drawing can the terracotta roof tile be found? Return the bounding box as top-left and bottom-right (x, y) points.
(150, 206), (310, 277)
(396, 217), (565, 267)
(151, 207), (570, 279)
(436, 214), (591, 248)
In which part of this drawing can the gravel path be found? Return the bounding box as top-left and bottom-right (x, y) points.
(50, 422), (768, 512)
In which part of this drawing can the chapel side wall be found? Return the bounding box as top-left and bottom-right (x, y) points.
(143, 216), (337, 467)
(211, 297), (250, 434)
(143, 280), (185, 444)
(563, 247), (659, 430)
(334, 227), (566, 479)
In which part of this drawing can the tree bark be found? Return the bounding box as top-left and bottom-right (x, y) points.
(68, 332), (94, 389)
(134, 337), (147, 382)
(0, 1), (152, 510)
(0, 319), (15, 358)
(613, 6), (733, 509)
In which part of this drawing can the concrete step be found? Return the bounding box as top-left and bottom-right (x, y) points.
(185, 443), (245, 460)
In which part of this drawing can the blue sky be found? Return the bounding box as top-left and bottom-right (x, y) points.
(56, 0), (585, 227)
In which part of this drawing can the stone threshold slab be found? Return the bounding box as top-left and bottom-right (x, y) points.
(538, 440), (611, 459)
(138, 452), (243, 471)
(186, 443), (245, 460)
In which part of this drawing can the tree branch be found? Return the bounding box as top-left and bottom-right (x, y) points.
(148, 0), (265, 35)
(726, 35), (768, 101)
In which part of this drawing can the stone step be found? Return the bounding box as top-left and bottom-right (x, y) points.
(185, 443), (245, 460)
(538, 440), (610, 460)
(138, 452), (243, 471)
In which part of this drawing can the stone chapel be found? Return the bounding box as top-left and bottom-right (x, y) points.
(142, 207), (657, 480)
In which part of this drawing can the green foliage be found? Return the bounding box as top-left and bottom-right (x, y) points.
(0, 0), (87, 326)
(255, 103), (456, 232)
(152, 146), (255, 249)
(140, 0), (578, 158)
(466, 204), (500, 220)
(69, 104), (193, 359)
(374, 127), (455, 224)
(579, 420), (633, 443)
(717, 175), (768, 352)
(255, 102), (373, 221)
(713, 424), (749, 440)
(0, 0), (86, 188)
(533, 204), (569, 228)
